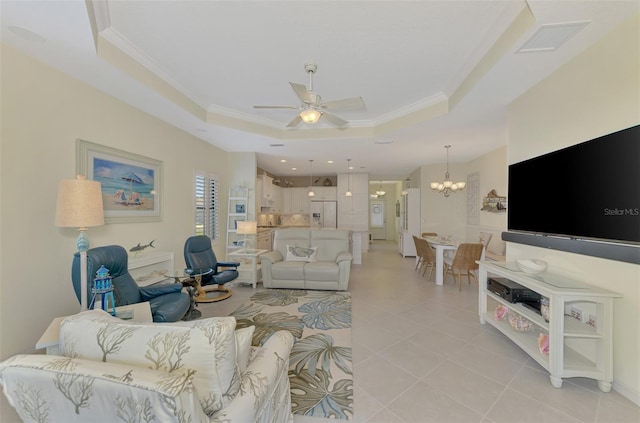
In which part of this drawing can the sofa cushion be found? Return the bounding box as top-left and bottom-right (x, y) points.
(270, 260), (306, 280)
(285, 244), (318, 262)
(0, 354), (209, 422)
(311, 229), (350, 261)
(304, 261), (340, 281)
(235, 326), (255, 374)
(59, 309), (239, 417)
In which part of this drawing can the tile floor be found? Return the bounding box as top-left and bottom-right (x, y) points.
(200, 240), (640, 423)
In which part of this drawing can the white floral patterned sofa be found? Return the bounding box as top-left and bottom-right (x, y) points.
(0, 309), (294, 423)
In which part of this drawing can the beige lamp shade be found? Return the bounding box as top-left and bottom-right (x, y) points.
(55, 175), (105, 228)
(236, 220), (257, 235)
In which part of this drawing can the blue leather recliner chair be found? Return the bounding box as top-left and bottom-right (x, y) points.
(72, 245), (190, 322)
(184, 235), (239, 302)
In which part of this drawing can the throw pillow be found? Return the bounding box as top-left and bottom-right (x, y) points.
(285, 244), (318, 262)
(235, 326), (255, 374)
(59, 309), (239, 417)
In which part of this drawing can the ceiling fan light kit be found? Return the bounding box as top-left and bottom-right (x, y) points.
(431, 145), (466, 197)
(253, 63), (364, 128)
(300, 109), (322, 123)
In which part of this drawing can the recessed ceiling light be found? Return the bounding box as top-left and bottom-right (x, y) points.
(280, 159), (287, 163)
(9, 26), (46, 43)
(327, 160), (334, 164)
(291, 167), (297, 171)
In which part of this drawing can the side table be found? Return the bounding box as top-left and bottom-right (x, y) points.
(227, 248), (268, 288)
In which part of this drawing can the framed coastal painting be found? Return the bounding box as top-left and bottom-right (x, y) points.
(77, 139), (163, 223)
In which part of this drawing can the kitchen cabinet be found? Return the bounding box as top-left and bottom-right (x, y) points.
(337, 173), (369, 231)
(478, 261), (621, 391)
(282, 189), (292, 213)
(271, 185), (282, 213)
(291, 188), (310, 213)
(258, 175), (275, 207)
(312, 186), (336, 201)
(256, 228), (273, 250)
(281, 188), (310, 214)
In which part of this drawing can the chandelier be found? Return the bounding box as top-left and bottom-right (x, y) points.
(430, 145), (466, 197)
(375, 181), (386, 196)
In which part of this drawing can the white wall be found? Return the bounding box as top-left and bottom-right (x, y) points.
(0, 44), (233, 421)
(464, 145), (507, 243)
(507, 15), (640, 404)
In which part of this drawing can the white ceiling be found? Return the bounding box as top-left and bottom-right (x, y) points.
(2, 0), (637, 180)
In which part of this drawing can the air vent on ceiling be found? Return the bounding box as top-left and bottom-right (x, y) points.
(517, 21), (590, 53)
(270, 144), (285, 147)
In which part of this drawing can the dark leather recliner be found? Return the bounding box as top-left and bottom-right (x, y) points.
(184, 235), (239, 302)
(72, 245), (190, 322)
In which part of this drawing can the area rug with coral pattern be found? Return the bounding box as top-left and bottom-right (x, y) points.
(229, 289), (353, 420)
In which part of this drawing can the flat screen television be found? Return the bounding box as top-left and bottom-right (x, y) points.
(505, 124), (640, 264)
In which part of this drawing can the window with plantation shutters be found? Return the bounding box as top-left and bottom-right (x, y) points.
(194, 172), (219, 239)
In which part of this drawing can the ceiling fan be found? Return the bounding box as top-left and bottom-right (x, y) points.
(253, 63), (365, 128)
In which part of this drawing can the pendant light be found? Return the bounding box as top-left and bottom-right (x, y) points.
(345, 158), (353, 197)
(430, 145), (466, 197)
(375, 181), (386, 196)
(308, 160), (315, 197)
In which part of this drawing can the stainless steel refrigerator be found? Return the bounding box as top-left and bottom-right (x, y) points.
(310, 201), (337, 229)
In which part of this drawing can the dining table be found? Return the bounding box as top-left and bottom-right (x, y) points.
(423, 236), (458, 286)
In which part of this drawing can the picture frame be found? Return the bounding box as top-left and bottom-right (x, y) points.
(235, 204), (245, 213)
(77, 139), (163, 223)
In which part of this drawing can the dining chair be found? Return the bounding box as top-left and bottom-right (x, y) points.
(417, 237), (437, 280)
(412, 235), (425, 272)
(421, 232), (438, 238)
(443, 243), (484, 291)
(478, 232), (493, 248)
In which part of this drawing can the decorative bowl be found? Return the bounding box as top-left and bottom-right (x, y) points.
(516, 259), (548, 274)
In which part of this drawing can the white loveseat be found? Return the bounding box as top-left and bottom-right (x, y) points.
(261, 228), (353, 291)
(0, 310), (294, 423)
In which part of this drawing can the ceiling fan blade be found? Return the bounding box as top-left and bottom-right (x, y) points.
(286, 114), (303, 128)
(321, 97), (365, 110)
(322, 112), (348, 128)
(253, 105), (299, 109)
(290, 82), (313, 104)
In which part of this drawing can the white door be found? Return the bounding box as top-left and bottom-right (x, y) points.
(370, 200), (386, 240)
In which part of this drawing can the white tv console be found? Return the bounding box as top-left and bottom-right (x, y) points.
(478, 261), (622, 392)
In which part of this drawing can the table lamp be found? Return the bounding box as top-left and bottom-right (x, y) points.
(236, 220), (257, 249)
(55, 175), (104, 311)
